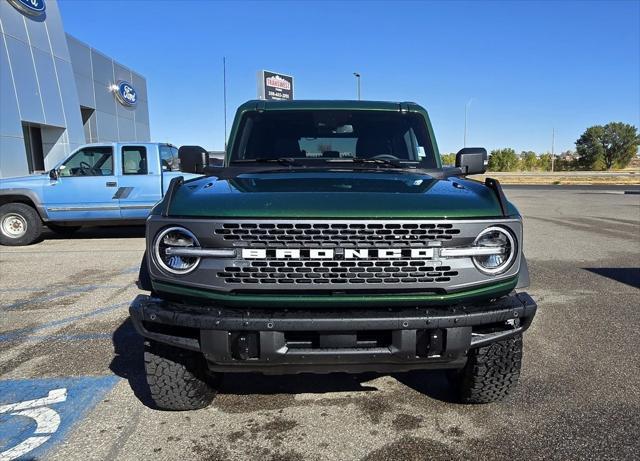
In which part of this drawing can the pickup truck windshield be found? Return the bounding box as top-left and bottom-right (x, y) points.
(230, 110), (438, 168)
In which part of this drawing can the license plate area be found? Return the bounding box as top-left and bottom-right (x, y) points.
(285, 330), (392, 349)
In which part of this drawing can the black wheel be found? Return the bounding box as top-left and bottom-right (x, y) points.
(47, 224), (82, 236)
(0, 203), (42, 246)
(144, 340), (219, 410)
(451, 334), (522, 404)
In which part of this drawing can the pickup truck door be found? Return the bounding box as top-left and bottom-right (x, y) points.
(42, 145), (121, 221)
(116, 145), (162, 219)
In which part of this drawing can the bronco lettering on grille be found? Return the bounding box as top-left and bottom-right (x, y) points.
(241, 248), (435, 259)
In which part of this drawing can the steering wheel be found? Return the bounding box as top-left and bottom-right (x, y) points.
(78, 161), (93, 176)
(370, 154), (400, 161)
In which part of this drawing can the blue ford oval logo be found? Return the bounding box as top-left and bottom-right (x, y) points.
(115, 81), (137, 107)
(8, 0), (46, 17)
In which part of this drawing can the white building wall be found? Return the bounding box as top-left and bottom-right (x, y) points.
(0, 0), (149, 178)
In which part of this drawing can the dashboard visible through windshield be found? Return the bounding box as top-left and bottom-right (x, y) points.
(230, 110), (438, 168)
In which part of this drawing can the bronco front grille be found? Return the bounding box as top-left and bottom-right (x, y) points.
(213, 222), (461, 248)
(150, 217), (523, 293)
(217, 260), (459, 285)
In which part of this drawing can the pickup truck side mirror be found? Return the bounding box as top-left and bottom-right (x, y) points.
(49, 168), (58, 180)
(455, 147), (487, 175)
(178, 145), (208, 174)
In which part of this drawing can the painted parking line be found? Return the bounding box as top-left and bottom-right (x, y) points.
(0, 376), (119, 461)
(1, 333), (114, 343)
(0, 328), (138, 344)
(120, 266), (140, 274)
(0, 266), (140, 297)
(1, 285), (130, 311)
(0, 302), (128, 342)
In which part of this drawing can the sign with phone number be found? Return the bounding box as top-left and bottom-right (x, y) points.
(258, 70), (294, 101)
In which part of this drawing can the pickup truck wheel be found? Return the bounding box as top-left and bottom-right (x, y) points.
(0, 203), (42, 246)
(47, 224), (81, 236)
(144, 340), (218, 410)
(451, 334), (522, 404)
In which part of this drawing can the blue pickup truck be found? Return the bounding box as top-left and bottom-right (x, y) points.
(0, 142), (205, 246)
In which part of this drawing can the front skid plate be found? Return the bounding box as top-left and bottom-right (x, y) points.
(129, 292), (536, 373)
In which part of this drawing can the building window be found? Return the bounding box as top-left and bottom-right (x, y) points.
(22, 124), (45, 173)
(80, 107), (95, 143)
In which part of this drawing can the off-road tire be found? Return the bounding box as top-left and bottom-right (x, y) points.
(0, 203), (42, 246)
(453, 334), (522, 404)
(144, 340), (218, 410)
(47, 224), (81, 236)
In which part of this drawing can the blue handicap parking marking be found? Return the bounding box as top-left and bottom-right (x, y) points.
(0, 376), (119, 460)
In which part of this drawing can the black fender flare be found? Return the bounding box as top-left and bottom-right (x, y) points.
(516, 254), (530, 289)
(137, 251), (153, 292)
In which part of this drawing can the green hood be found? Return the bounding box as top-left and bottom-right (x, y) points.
(163, 170), (515, 219)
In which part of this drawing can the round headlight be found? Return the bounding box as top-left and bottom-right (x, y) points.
(472, 226), (516, 275)
(153, 227), (200, 275)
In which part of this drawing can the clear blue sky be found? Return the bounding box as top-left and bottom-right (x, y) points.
(58, 0), (640, 154)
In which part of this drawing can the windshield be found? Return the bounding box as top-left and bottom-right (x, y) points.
(230, 110), (438, 168)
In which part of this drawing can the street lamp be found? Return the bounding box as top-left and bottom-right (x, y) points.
(353, 72), (361, 100)
(551, 127), (555, 172)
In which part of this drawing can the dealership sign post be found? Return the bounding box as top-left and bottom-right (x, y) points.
(257, 70), (294, 101)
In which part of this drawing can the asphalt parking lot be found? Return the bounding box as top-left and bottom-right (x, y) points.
(1, 186), (639, 461)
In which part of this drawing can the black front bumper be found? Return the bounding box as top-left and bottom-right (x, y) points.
(129, 292), (537, 374)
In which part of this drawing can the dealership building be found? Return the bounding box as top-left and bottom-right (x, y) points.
(0, 0), (150, 178)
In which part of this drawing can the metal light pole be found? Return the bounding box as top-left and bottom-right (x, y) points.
(353, 72), (361, 100)
(464, 98), (473, 147)
(223, 56), (228, 152)
(551, 127), (555, 172)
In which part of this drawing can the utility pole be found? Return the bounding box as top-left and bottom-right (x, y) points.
(464, 99), (473, 147)
(551, 127), (555, 172)
(223, 57), (228, 152)
(353, 72), (361, 100)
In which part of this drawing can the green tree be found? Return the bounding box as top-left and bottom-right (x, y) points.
(520, 151), (538, 171)
(538, 153), (552, 171)
(555, 150), (578, 171)
(488, 148), (519, 171)
(440, 153), (457, 166)
(576, 123), (639, 170)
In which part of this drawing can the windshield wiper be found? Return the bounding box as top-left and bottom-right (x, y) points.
(231, 157), (300, 166)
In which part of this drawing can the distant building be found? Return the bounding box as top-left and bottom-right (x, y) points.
(629, 156), (640, 169)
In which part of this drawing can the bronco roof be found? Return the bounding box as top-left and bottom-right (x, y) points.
(237, 99), (423, 112)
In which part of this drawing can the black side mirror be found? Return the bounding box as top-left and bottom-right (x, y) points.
(455, 147), (487, 175)
(178, 145), (208, 174)
(49, 168), (58, 180)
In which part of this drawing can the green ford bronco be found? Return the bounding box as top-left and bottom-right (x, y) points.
(131, 100), (536, 410)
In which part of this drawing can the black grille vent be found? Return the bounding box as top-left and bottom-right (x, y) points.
(214, 222), (461, 248)
(218, 261), (458, 285)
